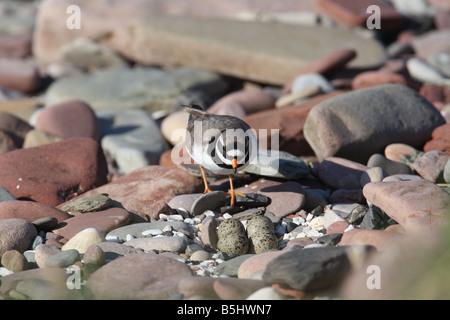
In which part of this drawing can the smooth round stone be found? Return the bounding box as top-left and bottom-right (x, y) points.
(123, 236), (189, 253)
(247, 286), (288, 300)
(97, 242), (144, 260)
(44, 249), (80, 268)
(32, 216), (59, 232)
(0, 219), (37, 256)
(33, 100), (101, 141)
(31, 235), (44, 250)
(190, 250), (210, 262)
(85, 253), (193, 299)
(351, 71), (408, 90)
(384, 143), (419, 162)
(208, 89), (275, 116)
(427, 52), (450, 78)
(413, 150), (449, 182)
(214, 254), (254, 277)
(178, 276), (219, 299)
(237, 250), (286, 279)
(0, 186), (16, 202)
(200, 217), (218, 249)
(238, 180), (306, 218)
(291, 73), (335, 94)
(444, 159), (450, 183)
(213, 278), (267, 300)
(191, 191), (227, 216)
(34, 244), (61, 268)
(1, 250), (29, 272)
(60, 193), (115, 216)
(423, 123), (450, 155)
(45, 66), (228, 114)
(406, 57), (448, 84)
(0, 201), (71, 223)
(0, 137), (108, 206)
(367, 153), (411, 176)
(61, 228), (106, 254)
(168, 193), (200, 212)
(160, 110), (189, 146)
(98, 109), (168, 174)
(83, 244), (105, 266)
(304, 84), (445, 163)
(53, 207), (132, 240)
(363, 179), (450, 233)
(360, 167), (386, 187)
(382, 174), (424, 182)
(22, 129), (63, 148)
(276, 85), (321, 108)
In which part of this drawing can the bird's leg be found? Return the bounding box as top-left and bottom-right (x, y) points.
(199, 165), (213, 194)
(225, 174), (246, 207)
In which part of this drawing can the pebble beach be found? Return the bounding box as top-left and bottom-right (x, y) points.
(0, 0), (449, 301)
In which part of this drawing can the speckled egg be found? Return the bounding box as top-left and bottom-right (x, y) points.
(217, 231), (249, 256)
(246, 215), (274, 238)
(217, 218), (245, 238)
(249, 232), (278, 254)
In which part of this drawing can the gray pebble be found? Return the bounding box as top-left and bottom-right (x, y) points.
(191, 191), (226, 216)
(44, 249), (80, 268)
(60, 193), (115, 215)
(367, 153), (411, 176)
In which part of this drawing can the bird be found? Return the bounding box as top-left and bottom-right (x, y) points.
(184, 104), (258, 206)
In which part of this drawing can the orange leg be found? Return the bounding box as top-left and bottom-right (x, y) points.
(199, 165), (213, 194)
(225, 174), (246, 207)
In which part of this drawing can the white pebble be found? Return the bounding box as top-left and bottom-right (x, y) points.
(0, 267), (13, 276)
(193, 217), (202, 223)
(159, 213), (168, 221)
(173, 231), (186, 238)
(306, 213), (314, 222)
(309, 216), (325, 229)
(344, 224), (355, 232)
(184, 218), (195, 224)
(167, 214), (184, 221)
(125, 234), (134, 241)
(204, 210), (215, 217)
(105, 235), (120, 242)
(222, 213), (233, 219)
(177, 208), (190, 216)
(141, 229), (163, 236)
(292, 216), (305, 225)
(304, 243), (326, 249)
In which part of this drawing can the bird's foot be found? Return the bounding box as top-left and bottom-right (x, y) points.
(225, 190), (246, 207)
(203, 187), (214, 194)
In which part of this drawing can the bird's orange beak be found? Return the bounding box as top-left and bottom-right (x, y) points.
(232, 158), (238, 174)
